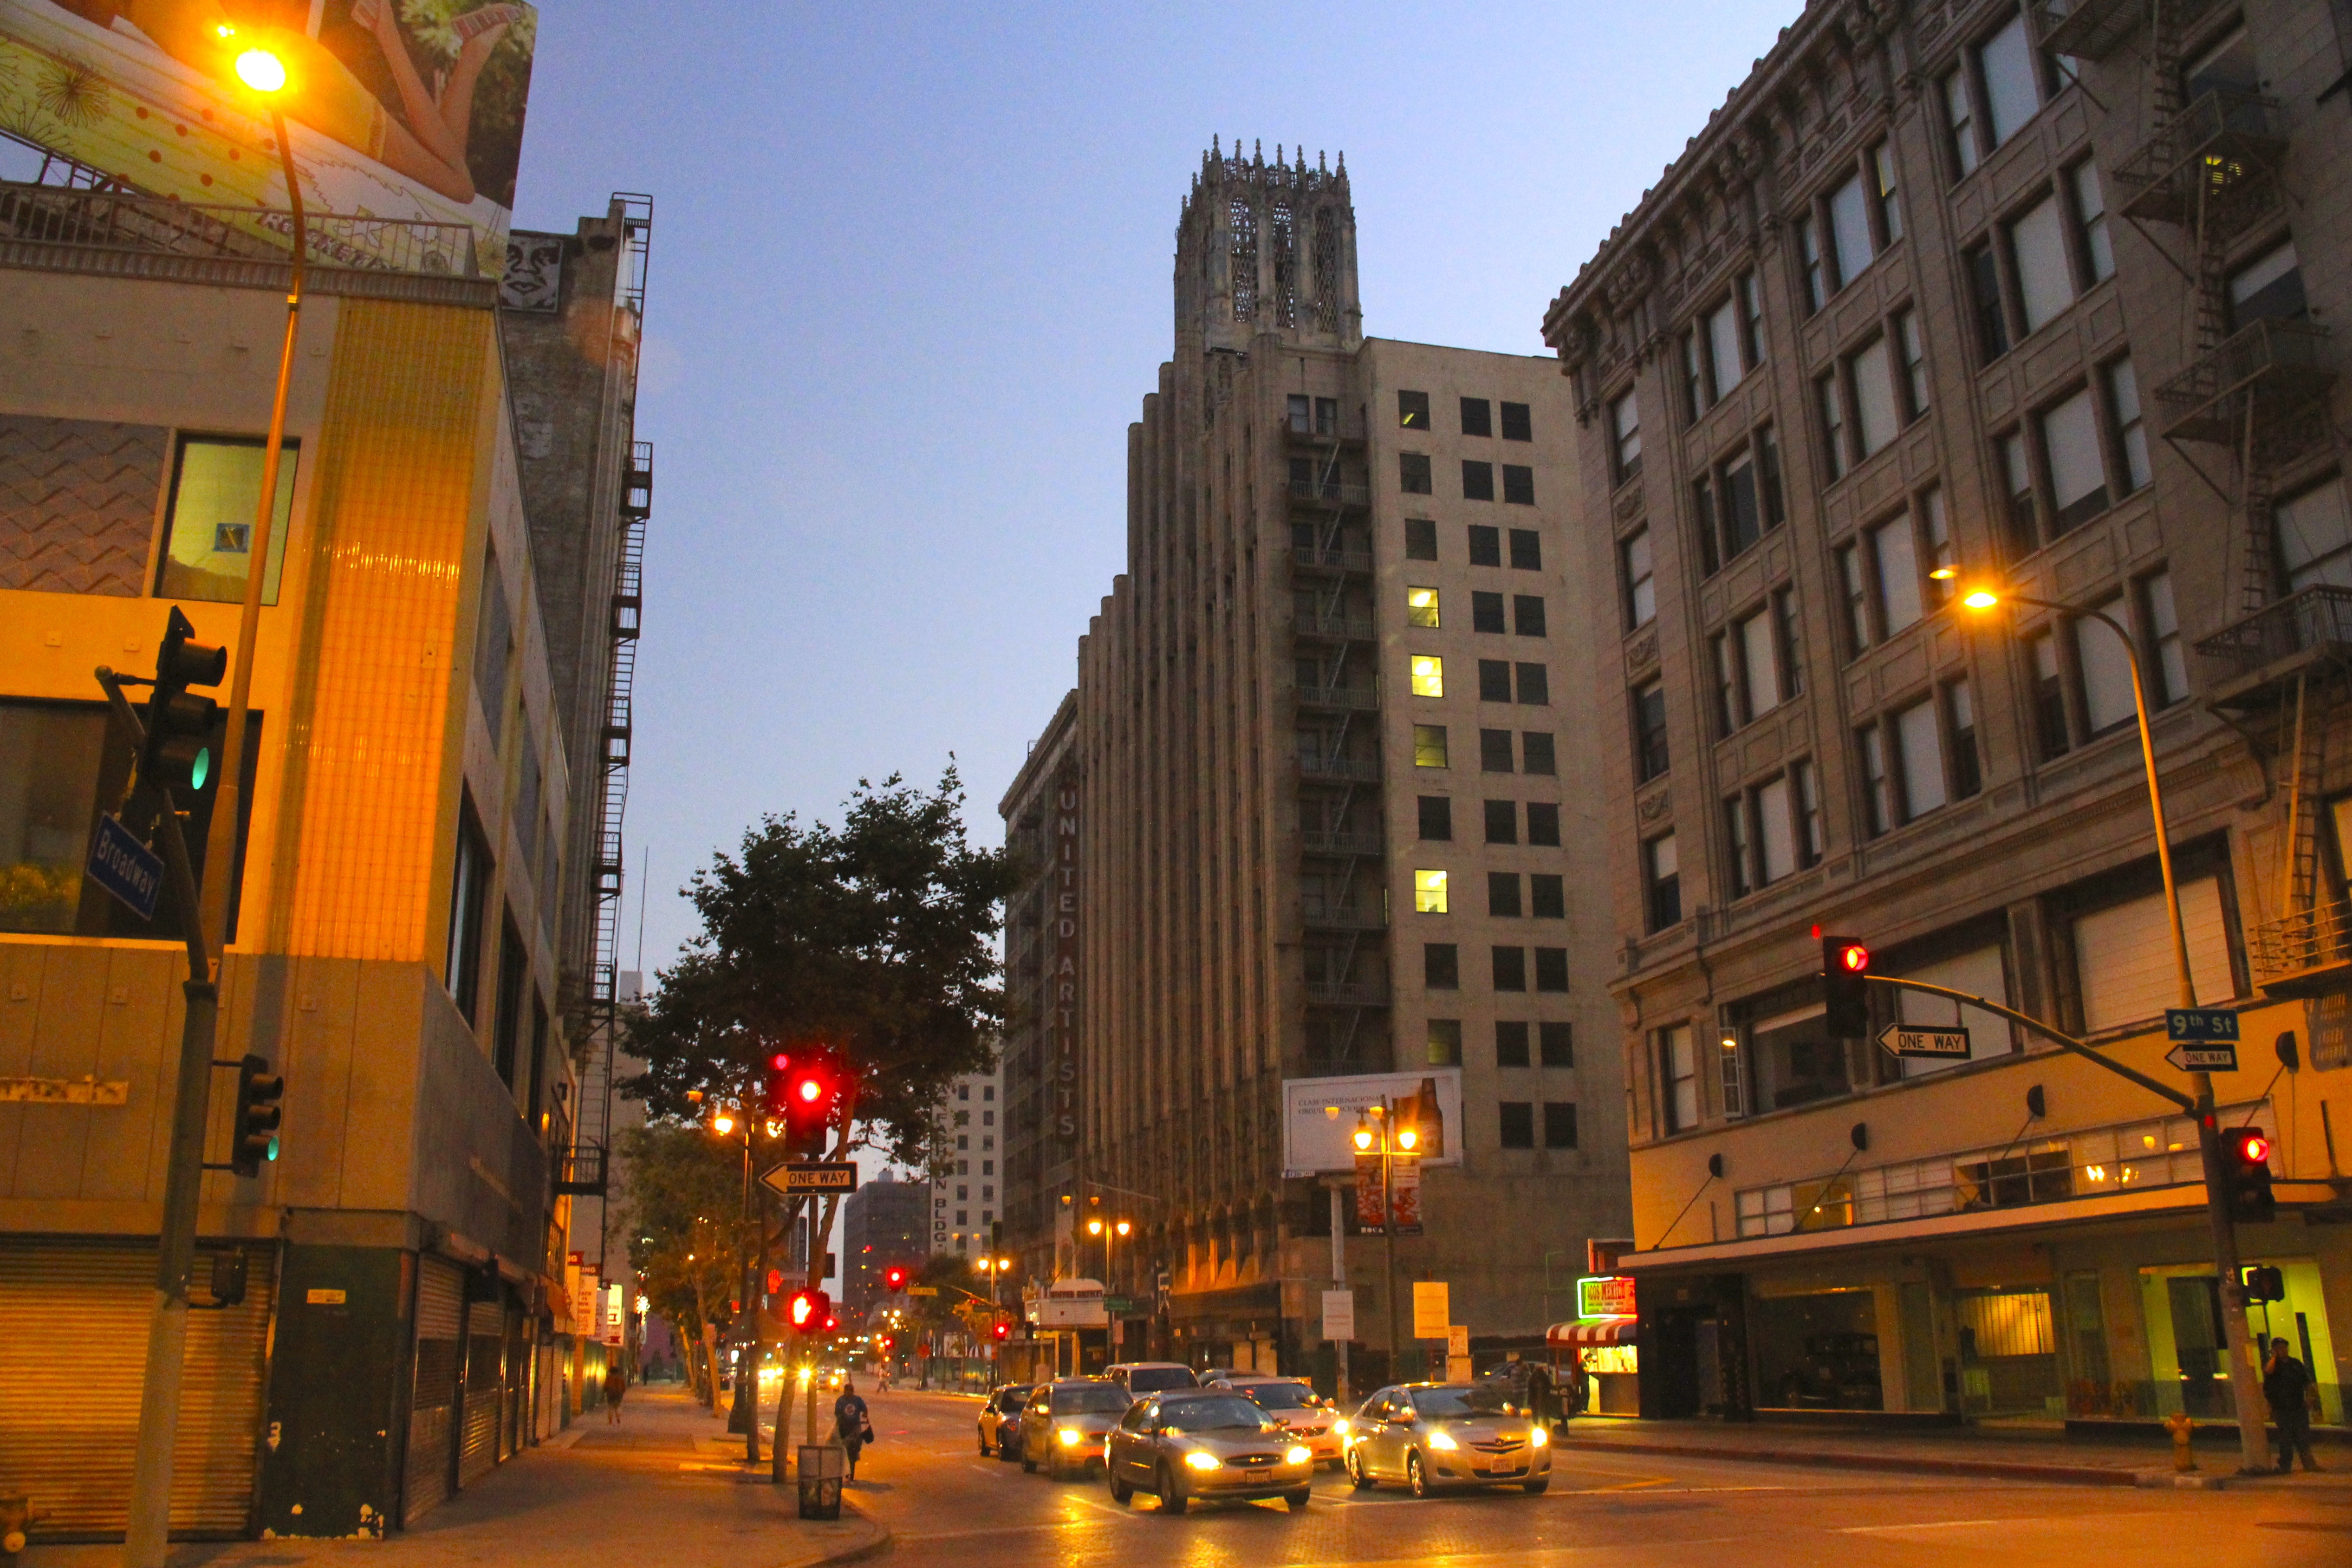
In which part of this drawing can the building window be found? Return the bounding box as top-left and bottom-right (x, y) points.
(1462, 459), (1496, 501)
(1417, 794), (1453, 841)
(1622, 527), (1655, 630)
(2144, 570), (2187, 706)
(1871, 512), (1924, 637)
(2077, 595), (2138, 735)
(1405, 517), (1439, 561)
(1683, 330), (1707, 424)
(2029, 631), (2069, 760)
(1967, 243), (2011, 362)
(1944, 64), (1981, 178)
(1949, 678), (1984, 799)
(2229, 239), (2307, 329)
(1501, 401), (1532, 442)
(1819, 372), (1849, 481)
(1414, 869), (1450, 914)
(1897, 309), (1929, 419)
(1468, 524), (1502, 566)
(1487, 871), (1522, 917)
(448, 799), (493, 1024)
(1522, 731), (1557, 775)
(2041, 386), (2109, 534)
(1860, 723), (1893, 835)
(1398, 390), (1430, 429)
(1662, 1023), (1699, 1132)
(1515, 663), (1549, 705)
(1530, 873), (1565, 918)
(1400, 452), (1433, 494)
(1611, 391), (1642, 484)
(1473, 591), (1507, 633)
(1542, 1102), (1579, 1150)
(1509, 528), (1542, 570)
(1850, 335), (1900, 459)
(1873, 141), (1903, 244)
(1922, 486), (1955, 600)
(1424, 943), (1460, 989)
(1500, 1102), (1536, 1149)
(1493, 946), (1528, 991)
(1406, 585), (1441, 628)
(1484, 799), (1518, 845)
(1527, 802), (1561, 846)
(2108, 357), (2151, 495)
(1828, 169), (1874, 291)
(1534, 947), (1568, 992)
(1502, 465), (1535, 506)
(1427, 1018), (1464, 1067)
(1479, 728), (1515, 772)
(1795, 213), (1826, 314)
(2277, 476), (2352, 592)
(1862, 696), (1953, 835)
(1633, 682), (1669, 781)
(157, 436), (298, 605)
(1793, 758), (1824, 865)
(1978, 8), (2045, 155)
(1998, 430), (2037, 558)
(1410, 655), (1445, 698)
(1413, 724), (1449, 768)
(1514, 595), (1547, 638)
(2069, 160), (2114, 284)
(1460, 397), (1493, 437)
(1478, 659), (1513, 703)
(1496, 1021), (1531, 1067)
(1645, 833), (1681, 931)
(1539, 1021), (1573, 1067)
(2008, 193), (2075, 336)
(1838, 540), (1871, 655)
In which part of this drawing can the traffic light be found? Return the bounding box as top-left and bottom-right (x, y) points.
(2223, 1127), (2276, 1223)
(876, 1334), (892, 1354)
(883, 1265), (909, 1293)
(783, 1048), (842, 1145)
(140, 607), (227, 801)
(786, 1288), (831, 1334)
(992, 1318), (1012, 1341)
(760, 1051), (792, 1116)
(2242, 1264), (2285, 1303)
(1823, 933), (1872, 1038)
(229, 1054), (283, 1177)
(1394, 1075), (1446, 1158)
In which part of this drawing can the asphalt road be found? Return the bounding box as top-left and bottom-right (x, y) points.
(838, 1390), (2352, 1567)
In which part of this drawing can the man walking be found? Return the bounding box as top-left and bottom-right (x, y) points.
(833, 1376), (873, 1481)
(603, 1362), (628, 1426)
(2263, 1337), (2321, 1473)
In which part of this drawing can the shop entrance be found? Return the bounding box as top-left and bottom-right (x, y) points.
(1750, 1288), (1882, 1411)
(1953, 1289), (2060, 1417)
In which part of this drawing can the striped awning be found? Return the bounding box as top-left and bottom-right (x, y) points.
(1546, 1319), (1638, 1347)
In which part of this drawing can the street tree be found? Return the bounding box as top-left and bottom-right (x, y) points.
(614, 1121), (755, 1406)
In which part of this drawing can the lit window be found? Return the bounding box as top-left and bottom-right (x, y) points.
(158, 436), (297, 605)
(1410, 655), (1444, 697)
(1406, 586), (1440, 628)
(1414, 870), (1449, 914)
(1413, 725), (1449, 768)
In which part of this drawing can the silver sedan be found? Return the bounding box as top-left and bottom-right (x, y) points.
(1342, 1382), (1552, 1496)
(1106, 1390), (1315, 1512)
(1020, 1378), (1131, 1478)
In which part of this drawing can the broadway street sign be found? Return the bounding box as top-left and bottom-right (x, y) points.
(85, 813), (164, 922)
(759, 1161), (858, 1198)
(1877, 1021), (1971, 1059)
(2165, 1041), (2240, 1074)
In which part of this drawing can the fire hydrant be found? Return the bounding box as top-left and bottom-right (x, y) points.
(0, 1493), (42, 1562)
(2165, 1410), (2198, 1472)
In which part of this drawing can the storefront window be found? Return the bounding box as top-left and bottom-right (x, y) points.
(1750, 1289), (1884, 1411)
(157, 436), (298, 605)
(2137, 1261), (2342, 1424)
(1954, 1289), (2060, 1416)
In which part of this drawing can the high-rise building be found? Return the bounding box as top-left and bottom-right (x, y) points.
(999, 694), (1078, 1292)
(930, 1061), (1007, 1261)
(1543, 0), (2349, 1423)
(1005, 143), (1631, 1383)
(842, 1171), (929, 1318)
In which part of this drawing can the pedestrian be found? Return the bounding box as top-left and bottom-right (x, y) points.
(833, 1376), (873, 1481)
(603, 1362), (627, 1425)
(2263, 1337), (2322, 1473)
(1526, 1359), (1558, 1432)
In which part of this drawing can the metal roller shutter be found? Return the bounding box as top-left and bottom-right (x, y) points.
(0, 1242), (273, 1540)
(457, 1297), (503, 1486)
(402, 1256), (464, 1526)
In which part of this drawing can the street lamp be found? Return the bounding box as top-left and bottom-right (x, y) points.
(1958, 579), (2271, 1472)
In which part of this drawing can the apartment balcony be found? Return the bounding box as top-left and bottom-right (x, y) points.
(552, 1143), (608, 1196)
(2193, 584), (2352, 708)
(1295, 683), (1379, 714)
(2245, 900), (2352, 996)
(2151, 317), (2333, 447)
(2036, 0), (2224, 61)
(1288, 477), (1372, 511)
(1292, 544), (1375, 575)
(1301, 829), (1385, 858)
(1301, 898), (1387, 931)
(1293, 611), (1377, 642)
(1304, 979), (1390, 1008)
(2114, 89), (2287, 238)
(1298, 753), (1381, 783)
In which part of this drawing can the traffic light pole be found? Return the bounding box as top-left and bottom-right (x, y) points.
(1861, 973), (2269, 1471)
(98, 670), (220, 1568)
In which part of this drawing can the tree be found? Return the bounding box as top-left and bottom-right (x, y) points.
(614, 1122), (755, 1407)
(621, 768), (1012, 1165)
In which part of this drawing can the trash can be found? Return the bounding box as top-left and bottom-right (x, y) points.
(797, 1444), (844, 1520)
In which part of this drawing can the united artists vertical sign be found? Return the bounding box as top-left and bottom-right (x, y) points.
(1049, 766), (1081, 1153)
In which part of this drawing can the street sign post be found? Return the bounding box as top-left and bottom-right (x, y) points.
(1876, 1021), (1971, 1060)
(759, 1161), (858, 1198)
(1102, 1295), (1135, 1313)
(907, 1285), (939, 1297)
(2165, 1041), (2241, 1074)
(2166, 1007), (2240, 1042)
(86, 813), (165, 922)
(1321, 1288), (1355, 1342)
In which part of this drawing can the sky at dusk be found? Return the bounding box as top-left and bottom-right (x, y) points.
(508, 1), (1801, 983)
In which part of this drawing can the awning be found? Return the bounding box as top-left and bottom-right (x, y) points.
(1546, 1319), (1638, 1347)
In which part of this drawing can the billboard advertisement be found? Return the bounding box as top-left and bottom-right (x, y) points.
(0, 0), (537, 274)
(1281, 1069), (1464, 1176)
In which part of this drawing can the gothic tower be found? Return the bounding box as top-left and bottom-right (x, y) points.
(1176, 139), (1361, 356)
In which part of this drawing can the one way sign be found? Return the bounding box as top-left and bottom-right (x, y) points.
(1877, 1021), (1971, 1059)
(2165, 1041), (2240, 1074)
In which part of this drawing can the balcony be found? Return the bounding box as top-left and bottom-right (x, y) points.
(1301, 898), (1387, 931)
(2114, 89), (2287, 236)
(1288, 477), (1372, 510)
(2036, 0), (2225, 61)
(2193, 584), (2352, 705)
(0, 180), (481, 284)
(552, 1143), (608, 1196)
(1282, 411), (1366, 444)
(2245, 900), (2352, 995)
(1293, 611), (1377, 642)
(1298, 753), (1380, 783)
(1301, 829), (1384, 858)
(2151, 317), (2333, 447)
(1293, 545), (1375, 575)
(1305, 979), (1390, 1008)
(1296, 683), (1379, 714)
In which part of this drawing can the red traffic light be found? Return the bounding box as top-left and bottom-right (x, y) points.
(883, 1266), (909, 1292)
(2237, 1132), (2271, 1165)
(1836, 942), (1871, 973)
(992, 1319), (1011, 1341)
(824, 1314), (838, 1332)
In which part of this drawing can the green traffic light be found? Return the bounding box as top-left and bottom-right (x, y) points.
(190, 746), (211, 792)
(266, 1134), (279, 1163)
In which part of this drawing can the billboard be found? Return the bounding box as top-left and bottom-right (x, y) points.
(0, 0), (537, 274)
(1281, 1069), (1464, 1177)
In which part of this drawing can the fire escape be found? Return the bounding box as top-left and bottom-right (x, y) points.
(1287, 397), (1388, 1069)
(2039, 2), (2342, 990)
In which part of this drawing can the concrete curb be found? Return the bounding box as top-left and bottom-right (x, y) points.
(758, 1500), (890, 1568)
(1566, 1436), (2145, 1488)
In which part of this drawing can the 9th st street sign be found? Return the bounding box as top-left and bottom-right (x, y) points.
(2164, 1008), (2240, 1073)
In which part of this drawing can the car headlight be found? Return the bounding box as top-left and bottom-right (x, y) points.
(1529, 1424), (1549, 1447)
(1426, 1430), (1458, 1451)
(1184, 1451), (1223, 1471)
(1332, 1418), (1350, 1437)
(1285, 1445), (1312, 1465)
(1058, 1428), (1081, 1447)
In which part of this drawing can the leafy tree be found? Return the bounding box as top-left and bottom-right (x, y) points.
(614, 1122), (756, 1405)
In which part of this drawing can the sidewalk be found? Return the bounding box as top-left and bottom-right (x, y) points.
(1561, 1414), (2352, 1491)
(24, 1388), (887, 1568)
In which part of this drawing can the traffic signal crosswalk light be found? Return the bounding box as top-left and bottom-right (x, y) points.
(1823, 934), (1872, 1039)
(787, 1288), (831, 1334)
(230, 1054), (283, 1178)
(141, 606), (227, 802)
(2223, 1128), (2275, 1224)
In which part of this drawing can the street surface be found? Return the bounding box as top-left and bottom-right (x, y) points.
(849, 1391), (2352, 1567)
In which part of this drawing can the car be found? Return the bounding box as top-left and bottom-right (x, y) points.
(1209, 1375), (1347, 1469)
(1106, 1388), (1315, 1513)
(979, 1383), (1035, 1458)
(1105, 1361), (1199, 1400)
(1020, 1378), (1131, 1477)
(1342, 1382), (1552, 1497)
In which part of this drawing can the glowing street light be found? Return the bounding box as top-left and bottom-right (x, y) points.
(233, 47), (288, 93)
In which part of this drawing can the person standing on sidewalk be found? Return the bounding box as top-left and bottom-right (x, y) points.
(604, 1363), (628, 1426)
(2264, 1338), (2322, 1472)
(833, 1377), (872, 1480)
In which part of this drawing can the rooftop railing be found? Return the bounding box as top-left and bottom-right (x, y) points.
(0, 181), (478, 277)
